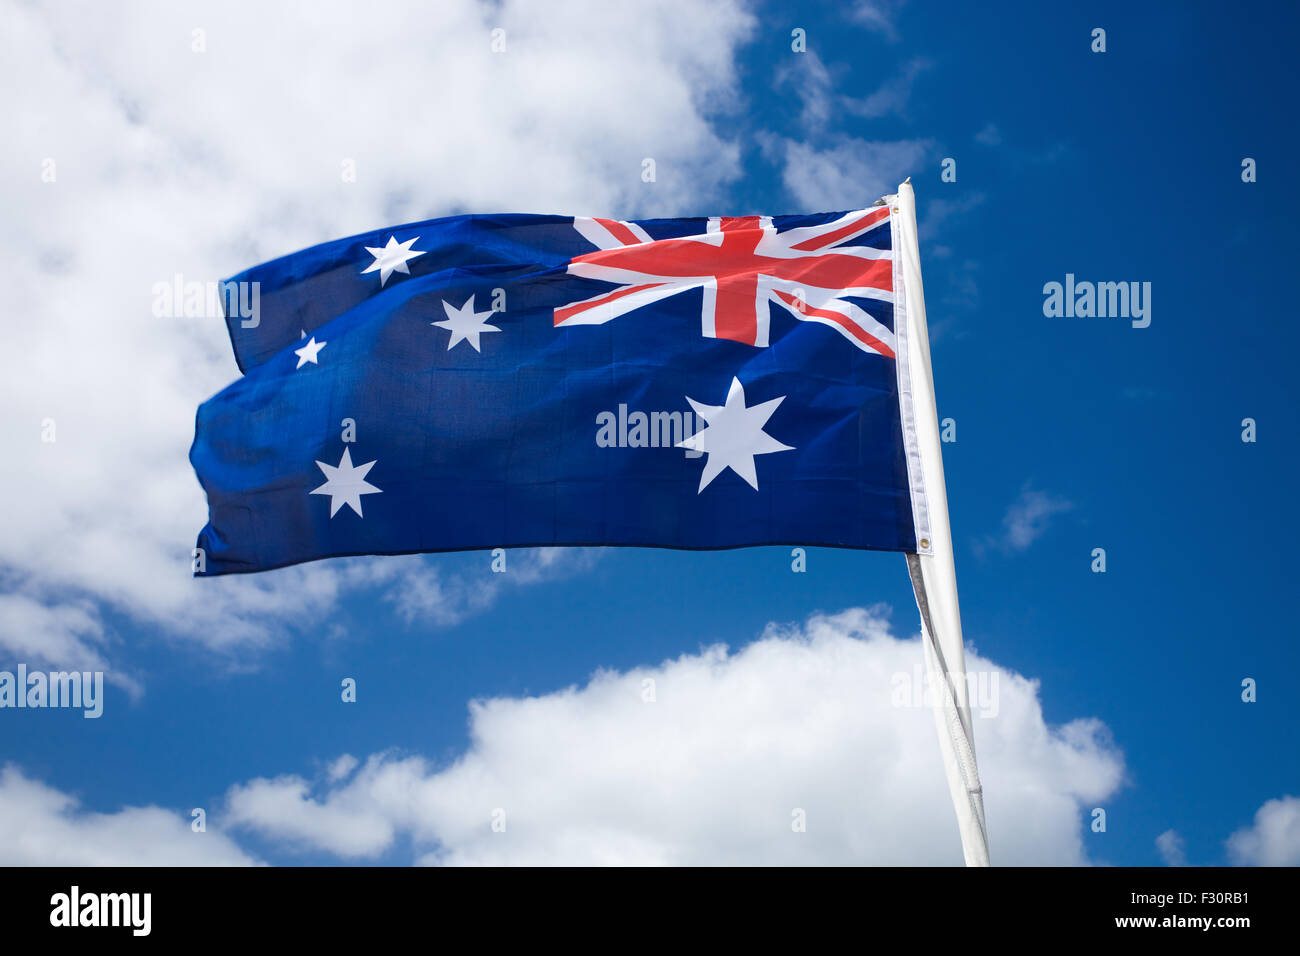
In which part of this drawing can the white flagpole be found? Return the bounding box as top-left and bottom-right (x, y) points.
(891, 179), (990, 866)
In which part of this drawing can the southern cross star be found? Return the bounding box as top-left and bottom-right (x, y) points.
(293, 335), (326, 369)
(361, 235), (426, 287)
(677, 377), (794, 492)
(310, 447), (382, 517)
(433, 295), (501, 352)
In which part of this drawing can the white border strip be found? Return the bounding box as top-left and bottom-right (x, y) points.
(888, 195), (933, 555)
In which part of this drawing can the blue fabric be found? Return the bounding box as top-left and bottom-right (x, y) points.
(191, 210), (915, 575)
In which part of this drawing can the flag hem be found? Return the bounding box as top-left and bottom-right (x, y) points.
(191, 538), (926, 578)
(887, 197), (934, 556)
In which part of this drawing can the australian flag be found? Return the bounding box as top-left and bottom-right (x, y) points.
(191, 204), (927, 575)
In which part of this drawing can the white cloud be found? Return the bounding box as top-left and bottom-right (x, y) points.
(0, 764), (256, 865)
(226, 768), (396, 858)
(329, 548), (601, 629)
(0, 0), (751, 671)
(1155, 828), (1187, 866)
(775, 51), (838, 131)
(847, 57), (930, 120)
(920, 193), (986, 243)
(848, 1), (907, 41)
(1226, 795), (1300, 866)
(765, 135), (932, 211)
(326, 755), (360, 784)
(1003, 488), (1074, 551)
(767, 46), (932, 210)
(977, 486), (1074, 556)
(0, 593), (127, 690)
(221, 607), (1124, 865)
(776, 51), (928, 131)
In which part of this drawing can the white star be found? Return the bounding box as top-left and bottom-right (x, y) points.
(293, 335), (327, 369)
(310, 447), (382, 517)
(676, 377), (794, 492)
(361, 235), (426, 287)
(432, 295), (501, 352)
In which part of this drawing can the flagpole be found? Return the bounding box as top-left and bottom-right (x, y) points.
(892, 179), (990, 866)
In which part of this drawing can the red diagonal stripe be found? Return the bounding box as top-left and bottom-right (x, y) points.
(554, 281), (663, 324)
(773, 290), (896, 357)
(789, 206), (890, 252)
(593, 218), (641, 246)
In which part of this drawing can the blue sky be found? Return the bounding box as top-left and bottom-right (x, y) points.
(2, 0), (1297, 866)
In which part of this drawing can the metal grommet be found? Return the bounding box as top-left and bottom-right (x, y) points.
(919, 538), (931, 549)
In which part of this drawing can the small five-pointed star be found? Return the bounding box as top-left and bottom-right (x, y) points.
(293, 335), (327, 369)
(433, 295), (501, 352)
(677, 377), (794, 492)
(310, 447), (382, 517)
(361, 235), (426, 287)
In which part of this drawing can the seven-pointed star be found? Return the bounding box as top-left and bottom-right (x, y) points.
(361, 235), (426, 287)
(676, 377), (794, 492)
(433, 295), (501, 352)
(310, 447), (382, 517)
(293, 335), (326, 369)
